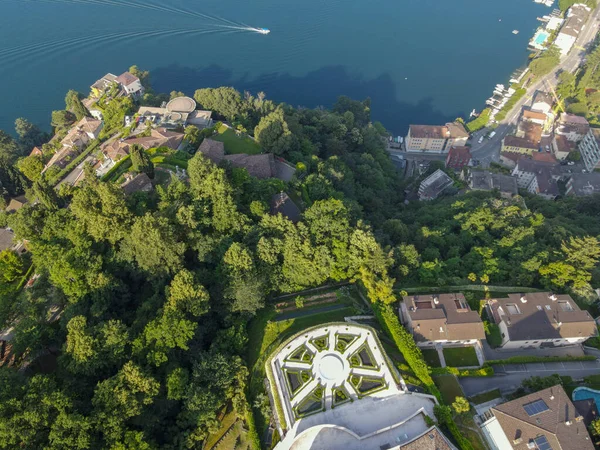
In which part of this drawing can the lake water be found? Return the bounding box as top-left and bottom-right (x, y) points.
(0, 0), (548, 135)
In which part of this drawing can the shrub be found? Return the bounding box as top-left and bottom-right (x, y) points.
(466, 109), (491, 133)
(430, 366), (494, 377)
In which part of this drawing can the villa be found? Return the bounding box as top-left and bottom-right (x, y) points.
(485, 292), (597, 350)
(90, 71), (144, 99)
(400, 293), (485, 349)
(136, 96), (212, 129)
(480, 385), (594, 450)
(267, 323), (445, 450)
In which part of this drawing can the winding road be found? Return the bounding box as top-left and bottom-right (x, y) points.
(470, 8), (600, 166)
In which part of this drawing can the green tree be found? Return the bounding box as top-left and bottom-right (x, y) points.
(130, 144), (154, 179)
(183, 125), (201, 152)
(194, 87), (242, 120)
(529, 47), (560, 78)
(0, 249), (24, 282)
(17, 155), (44, 182)
(129, 65), (151, 90)
(15, 118), (48, 151)
(51, 110), (76, 130)
(254, 108), (293, 155)
(452, 396), (470, 414)
(65, 90), (89, 120)
(590, 418), (600, 437)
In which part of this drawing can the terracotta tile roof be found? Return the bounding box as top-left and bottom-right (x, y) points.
(198, 138), (225, 163)
(77, 117), (102, 135)
(116, 71), (139, 87)
(532, 152), (558, 163)
(400, 427), (456, 450)
(560, 113), (590, 126)
(504, 135), (539, 150)
(224, 153), (275, 179)
(554, 135), (576, 154)
(29, 146), (42, 157)
(102, 140), (130, 162)
(491, 385), (594, 450)
(519, 122), (543, 144)
(501, 151), (525, 163)
(409, 124), (450, 139)
(403, 293), (485, 342)
(6, 195), (27, 213)
(523, 110), (547, 121)
(446, 146), (471, 170)
(121, 173), (153, 195)
(488, 292), (597, 341)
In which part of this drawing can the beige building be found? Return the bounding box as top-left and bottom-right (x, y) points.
(405, 122), (468, 153)
(501, 136), (538, 155)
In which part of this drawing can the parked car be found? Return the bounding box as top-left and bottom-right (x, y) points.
(488, 131), (496, 139)
(478, 136), (484, 144)
(568, 161), (575, 166)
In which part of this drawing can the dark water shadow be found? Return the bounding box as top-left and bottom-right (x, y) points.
(151, 64), (464, 135)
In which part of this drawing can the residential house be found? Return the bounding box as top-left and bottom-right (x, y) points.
(187, 110), (213, 128)
(76, 117), (103, 140)
(554, 3), (591, 56)
(517, 121), (543, 145)
(565, 172), (600, 196)
(398, 427), (457, 450)
(480, 385), (594, 450)
(101, 128), (184, 165)
(197, 138), (225, 163)
(137, 97), (211, 129)
(556, 113), (590, 142)
(116, 72), (144, 98)
(29, 147), (42, 157)
(5, 195), (27, 213)
(400, 293), (485, 348)
(499, 151), (525, 169)
(486, 292), (597, 349)
(522, 109), (547, 126)
(0, 228), (16, 252)
(578, 127), (600, 172)
(469, 171), (518, 197)
(198, 138), (276, 179)
(531, 91), (554, 114)
(405, 122), (468, 153)
(270, 192), (301, 223)
(418, 169), (454, 200)
(121, 173), (153, 195)
(90, 73), (118, 97)
(502, 136), (539, 155)
(81, 98), (103, 120)
(512, 159), (561, 199)
(552, 135), (577, 160)
(445, 146), (471, 171)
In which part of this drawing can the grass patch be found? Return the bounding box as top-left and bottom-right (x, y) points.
(422, 348), (442, 367)
(469, 389), (501, 405)
(433, 374), (464, 405)
(204, 407), (238, 450)
(213, 124), (262, 155)
(443, 347), (479, 367)
(455, 414), (488, 450)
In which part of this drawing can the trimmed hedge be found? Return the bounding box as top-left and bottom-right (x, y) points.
(48, 140), (100, 185)
(431, 366), (494, 377)
(485, 355), (596, 366)
(447, 418), (475, 450)
(495, 88), (526, 122)
(372, 302), (441, 401)
(101, 155), (131, 182)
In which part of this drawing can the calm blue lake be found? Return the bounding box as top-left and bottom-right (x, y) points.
(0, 0), (548, 135)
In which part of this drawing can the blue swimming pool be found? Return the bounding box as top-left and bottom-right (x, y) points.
(572, 387), (600, 406)
(534, 32), (549, 45)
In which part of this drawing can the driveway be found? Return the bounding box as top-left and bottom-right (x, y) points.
(460, 359), (600, 396)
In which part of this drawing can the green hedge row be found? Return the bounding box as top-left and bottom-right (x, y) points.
(372, 302), (441, 401)
(101, 155), (131, 182)
(447, 418), (475, 450)
(495, 88), (527, 122)
(48, 140), (100, 185)
(430, 366), (494, 377)
(485, 355), (596, 366)
(465, 108), (491, 133)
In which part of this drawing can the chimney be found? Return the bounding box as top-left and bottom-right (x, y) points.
(433, 295), (439, 305)
(549, 293), (558, 301)
(565, 420), (572, 426)
(520, 295), (528, 303)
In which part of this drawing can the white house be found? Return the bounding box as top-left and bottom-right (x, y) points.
(116, 72), (145, 98)
(554, 4), (591, 56)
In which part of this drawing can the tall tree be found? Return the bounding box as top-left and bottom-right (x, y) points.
(129, 144), (154, 179)
(14, 118), (49, 152)
(64, 90), (89, 120)
(254, 108), (293, 155)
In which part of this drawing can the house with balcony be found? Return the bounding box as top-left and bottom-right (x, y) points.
(486, 292), (597, 350)
(578, 127), (600, 172)
(400, 293), (485, 348)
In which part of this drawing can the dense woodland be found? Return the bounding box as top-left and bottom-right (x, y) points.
(0, 76), (599, 448)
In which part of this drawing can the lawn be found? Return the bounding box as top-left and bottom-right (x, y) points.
(443, 346), (479, 367)
(204, 407), (238, 450)
(212, 124), (262, 155)
(433, 374), (464, 404)
(421, 348), (441, 367)
(469, 389), (501, 405)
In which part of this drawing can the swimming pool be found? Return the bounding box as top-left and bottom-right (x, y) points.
(572, 387), (600, 406)
(534, 32), (549, 45)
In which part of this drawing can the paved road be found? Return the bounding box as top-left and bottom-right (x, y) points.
(460, 360), (600, 396)
(56, 155), (96, 188)
(470, 10), (600, 166)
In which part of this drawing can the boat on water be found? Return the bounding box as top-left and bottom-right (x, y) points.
(257, 28), (270, 34)
(512, 30), (519, 34)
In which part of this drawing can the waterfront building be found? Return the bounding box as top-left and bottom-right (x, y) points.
(578, 128), (600, 172)
(501, 136), (538, 155)
(418, 169), (454, 200)
(445, 146), (471, 170)
(555, 4), (591, 56)
(405, 122), (468, 154)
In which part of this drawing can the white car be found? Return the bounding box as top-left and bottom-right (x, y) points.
(488, 131), (496, 139)
(478, 136), (484, 144)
